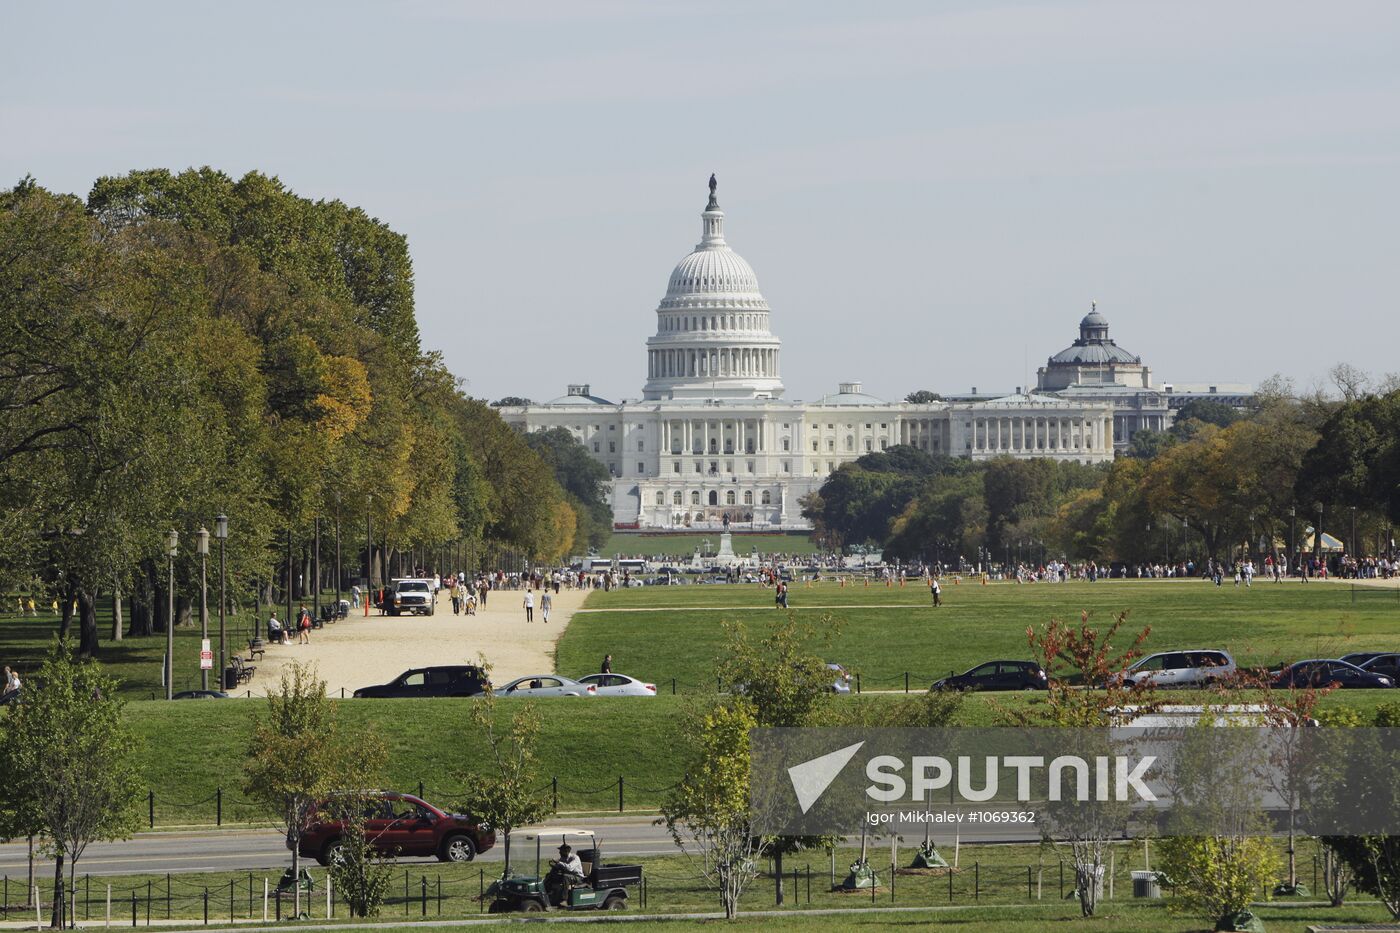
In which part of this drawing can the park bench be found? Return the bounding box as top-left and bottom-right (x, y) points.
(247, 638), (265, 661)
(229, 655), (255, 684)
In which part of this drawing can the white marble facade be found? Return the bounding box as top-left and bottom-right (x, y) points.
(498, 184), (1115, 530)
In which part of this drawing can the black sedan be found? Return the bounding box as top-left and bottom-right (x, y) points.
(1342, 652), (1400, 681)
(1271, 659), (1395, 690)
(932, 660), (1047, 692)
(353, 665), (490, 699)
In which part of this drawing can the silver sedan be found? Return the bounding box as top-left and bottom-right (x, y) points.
(498, 675), (596, 697)
(577, 673), (657, 697)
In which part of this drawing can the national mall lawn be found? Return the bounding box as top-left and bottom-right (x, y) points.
(556, 576), (1400, 694)
(5, 578), (1399, 827)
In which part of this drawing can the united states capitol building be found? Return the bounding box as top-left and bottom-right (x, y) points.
(498, 181), (1249, 530)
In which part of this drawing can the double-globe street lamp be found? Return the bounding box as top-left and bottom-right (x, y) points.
(215, 514), (228, 691)
(165, 529), (178, 700)
(197, 527), (209, 691)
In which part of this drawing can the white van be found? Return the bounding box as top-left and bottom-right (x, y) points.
(1122, 649), (1235, 689)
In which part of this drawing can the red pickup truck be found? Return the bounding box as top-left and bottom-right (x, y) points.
(297, 792), (494, 865)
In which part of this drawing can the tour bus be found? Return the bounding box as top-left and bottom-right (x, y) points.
(617, 558), (648, 576)
(588, 558), (614, 573)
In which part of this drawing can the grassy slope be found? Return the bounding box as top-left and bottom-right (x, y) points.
(557, 579), (1400, 690)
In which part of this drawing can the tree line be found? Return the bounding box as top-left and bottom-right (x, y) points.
(0, 169), (604, 659)
(804, 375), (1400, 567)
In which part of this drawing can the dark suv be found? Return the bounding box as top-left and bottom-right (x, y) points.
(932, 660), (1048, 692)
(353, 666), (489, 699)
(297, 792), (494, 865)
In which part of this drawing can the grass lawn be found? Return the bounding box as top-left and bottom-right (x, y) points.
(558, 578), (1400, 692)
(598, 531), (819, 558)
(21, 837), (1395, 931)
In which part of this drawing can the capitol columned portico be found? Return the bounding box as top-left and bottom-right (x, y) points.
(499, 179), (1118, 530)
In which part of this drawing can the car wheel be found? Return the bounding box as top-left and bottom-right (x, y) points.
(320, 839), (344, 867)
(602, 895), (626, 910)
(440, 833), (476, 862)
(522, 899), (545, 912)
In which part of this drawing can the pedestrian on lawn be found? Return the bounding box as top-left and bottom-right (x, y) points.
(522, 589), (534, 623)
(601, 654), (613, 674)
(540, 589), (552, 623)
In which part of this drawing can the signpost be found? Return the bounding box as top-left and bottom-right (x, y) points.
(200, 639), (214, 672)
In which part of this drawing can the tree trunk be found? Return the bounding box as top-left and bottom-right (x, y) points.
(58, 580), (76, 643)
(112, 586), (123, 642)
(774, 848), (784, 906)
(50, 852), (64, 929)
(77, 586), (99, 658)
(129, 561), (155, 637)
(175, 595), (191, 629)
(27, 836), (34, 906)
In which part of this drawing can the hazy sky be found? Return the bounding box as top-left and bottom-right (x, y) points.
(5, 1), (1398, 404)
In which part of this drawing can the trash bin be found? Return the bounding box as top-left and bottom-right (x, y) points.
(223, 666), (238, 691)
(1132, 870), (1161, 898)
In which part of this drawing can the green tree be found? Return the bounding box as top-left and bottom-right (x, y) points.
(1170, 399), (1241, 437)
(904, 389), (943, 403)
(3, 642), (143, 927)
(1158, 835), (1281, 930)
(716, 614), (840, 728)
(243, 663), (358, 919)
(661, 699), (765, 919)
(455, 660), (554, 875)
(523, 426), (613, 550)
(325, 790), (396, 918)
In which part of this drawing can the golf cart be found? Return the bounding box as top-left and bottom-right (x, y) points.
(485, 829), (641, 912)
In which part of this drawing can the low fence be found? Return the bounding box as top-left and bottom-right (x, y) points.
(142, 777), (684, 828)
(1, 853), (1345, 923)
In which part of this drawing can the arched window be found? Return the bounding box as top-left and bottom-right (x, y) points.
(673, 491), (683, 505)
(761, 490), (772, 505)
(655, 492), (665, 506)
(743, 490), (753, 505)
(691, 491), (700, 505)
(726, 490), (736, 505)
(846, 435), (855, 451)
(708, 491), (718, 506)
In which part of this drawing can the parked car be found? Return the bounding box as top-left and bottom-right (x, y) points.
(499, 675), (596, 697)
(1271, 659), (1395, 690)
(297, 791), (494, 865)
(384, 579), (434, 616)
(827, 663), (853, 694)
(353, 665), (489, 699)
(576, 673), (656, 696)
(172, 690), (229, 700)
(1342, 652), (1400, 681)
(1121, 649), (1236, 688)
(932, 660), (1047, 692)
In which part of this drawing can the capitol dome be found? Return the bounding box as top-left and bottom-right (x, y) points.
(643, 178), (784, 401)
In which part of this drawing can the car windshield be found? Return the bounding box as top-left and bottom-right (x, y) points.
(399, 582), (430, 593)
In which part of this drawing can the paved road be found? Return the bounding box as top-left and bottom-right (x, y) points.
(0, 817), (677, 878)
(0, 818), (1040, 879)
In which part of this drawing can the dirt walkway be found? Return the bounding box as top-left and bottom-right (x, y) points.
(247, 586), (590, 697)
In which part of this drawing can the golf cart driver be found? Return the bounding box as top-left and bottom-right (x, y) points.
(545, 844), (585, 904)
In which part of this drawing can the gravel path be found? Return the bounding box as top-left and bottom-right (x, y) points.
(247, 586), (590, 696)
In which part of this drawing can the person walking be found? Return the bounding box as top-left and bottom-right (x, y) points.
(522, 589), (534, 623)
(297, 605), (312, 644)
(540, 589), (552, 624)
(930, 576), (942, 608)
(601, 654), (613, 674)
(351, 583), (361, 609)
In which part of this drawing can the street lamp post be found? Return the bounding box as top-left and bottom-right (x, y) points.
(215, 514), (227, 691)
(1289, 506), (1297, 577)
(197, 527), (209, 691)
(1351, 506), (1358, 563)
(365, 495), (374, 615)
(165, 529), (178, 700)
(334, 497), (342, 615)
